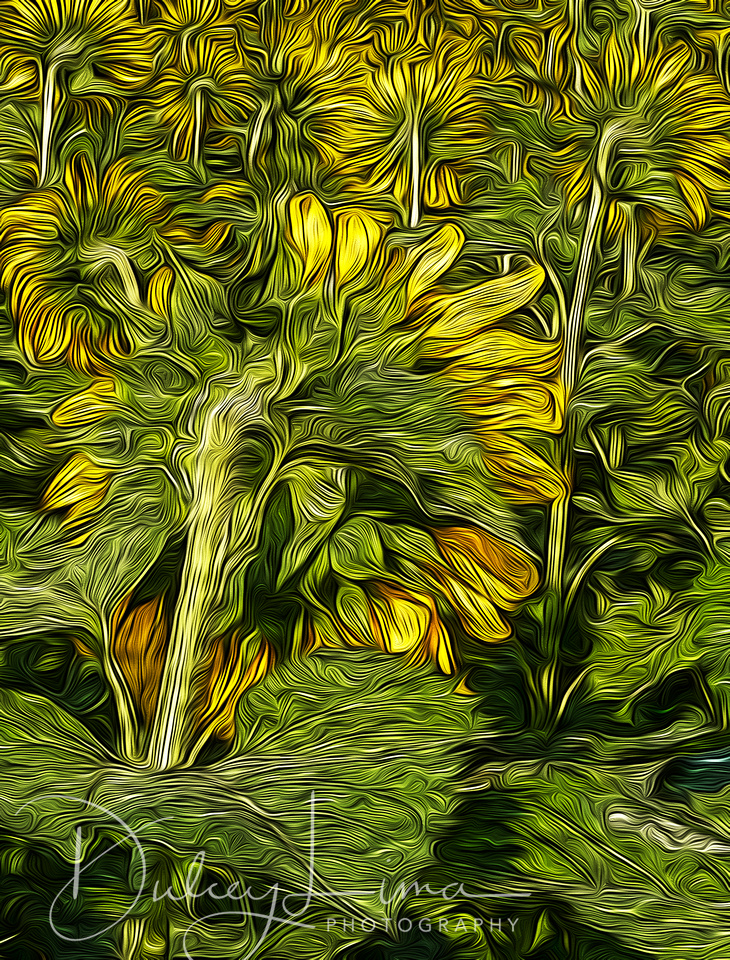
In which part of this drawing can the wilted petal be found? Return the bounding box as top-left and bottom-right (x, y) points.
(335, 209), (390, 289)
(417, 262), (545, 340)
(481, 433), (570, 504)
(286, 193), (333, 289)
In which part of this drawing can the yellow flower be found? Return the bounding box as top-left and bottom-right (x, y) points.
(0, 155), (168, 370)
(52, 378), (119, 426)
(132, 30), (254, 173)
(305, 522), (540, 679)
(0, 0), (153, 184)
(42, 453), (112, 532)
(111, 592), (167, 724)
(282, 193), (568, 503)
(308, 27), (489, 224)
(553, 36), (730, 229)
(410, 249), (568, 504)
(306, 581), (456, 673)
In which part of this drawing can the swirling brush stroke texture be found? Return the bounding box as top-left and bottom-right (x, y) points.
(2, 0), (730, 957)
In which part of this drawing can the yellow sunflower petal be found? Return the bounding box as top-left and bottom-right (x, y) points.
(369, 582), (432, 654)
(463, 378), (566, 433)
(52, 378), (118, 427)
(436, 330), (562, 372)
(431, 526), (540, 608)
(481, 433), (569, 504)
(416, 262), (545, 340)
(335, 209), (390, 289)
(405, 223), (464, 305)
(286, 193), (333, 288)
(196, 633), (274, 741)
(111, 593), (167, 724)
(42, 454), (112, 518)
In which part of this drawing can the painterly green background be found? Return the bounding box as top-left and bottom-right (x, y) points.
(2, 0), (730, 956)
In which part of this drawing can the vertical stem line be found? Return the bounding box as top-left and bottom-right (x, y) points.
(192, 87), (204, 175)
(39, 61), (58, 186)
(410, 116), (420, 228)
(563, 177), (604, 394)
(540, 167), (606, 727)
(146, 444), (282, 770)
(546, 492), (567, 594)
(546, 176), (604, 603)
(622, 203), (637, 297)
(102, 619), (140, 762)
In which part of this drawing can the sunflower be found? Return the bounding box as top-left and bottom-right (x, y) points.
(0, 0), (153, 183)
(0, 153), (168, 369)
(308, 26), (489, 225)
(133, 29), (254, 175)
(276, 193), (565, 678)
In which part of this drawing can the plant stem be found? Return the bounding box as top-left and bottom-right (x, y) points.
(192, 87), (204, 176)
(247, 97), (270, 173)
(39, 61), (59, 186)
(545, 175), (604, 602)
(546, 493), (567, 595)
(102, 619), (140, 762)
(410, 115), (420, 228)
(563, 177), (604, 394)
(633, 0), (649, 62)
(622, 203), (638, 297)
(146, 484), (227, 769)
(540, 171), (606, 726)
(85, 243), (142, 306)
(146, 404), (283, 769)
(511, 141), (520, 182)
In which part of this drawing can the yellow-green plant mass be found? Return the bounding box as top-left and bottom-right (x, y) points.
(2, 0), (730, 957)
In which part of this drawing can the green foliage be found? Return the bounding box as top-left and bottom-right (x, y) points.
(2, 0), (730, 957)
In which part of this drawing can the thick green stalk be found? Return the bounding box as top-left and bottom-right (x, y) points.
(546, 492), (567, 595)
(145, 402), (283, 770)
(540, 163), (608, 725)
(544, 176), (603, 607)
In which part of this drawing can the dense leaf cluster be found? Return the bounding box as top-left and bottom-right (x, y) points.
(3, 0), (730, 957)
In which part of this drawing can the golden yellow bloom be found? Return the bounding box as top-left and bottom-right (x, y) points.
(431, 526), (539, 609)
(194, 632), (273, 740)
(414, 262), (547, 341)
(111, 593), (167, 724)
(556, 37), (730, 228)
(135, 30), (254, 172)
(311, 27), (489, 224)
(411, 250), (568, 504)
(0, 0), (153, 184)
(42, 453), (112, 528)
(52, 378), (118, 427)
(307, 582), (456, 674)
(283, 193), (568, 505)
(147, 265), (176, 319)
(305, 521), (540, 678)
